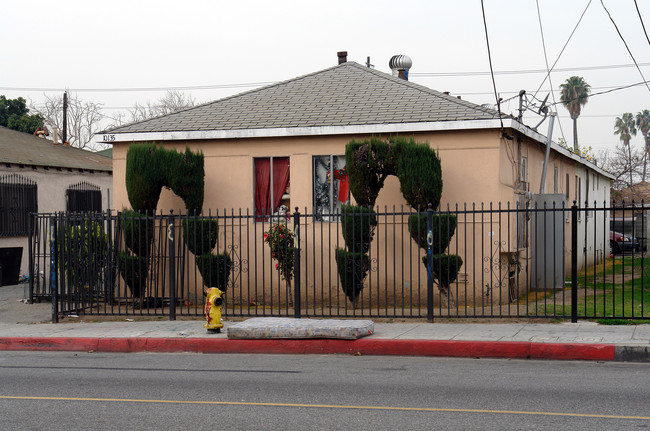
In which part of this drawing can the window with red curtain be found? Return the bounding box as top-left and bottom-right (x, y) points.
(254, 157), (290, 221)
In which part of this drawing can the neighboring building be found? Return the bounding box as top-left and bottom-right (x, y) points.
(101, 54), (612, 305)
(0, 126), (113, 280)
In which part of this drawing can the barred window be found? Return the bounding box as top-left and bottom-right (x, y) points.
(66, 182), (101, 212)
(0, 174), (37, 236)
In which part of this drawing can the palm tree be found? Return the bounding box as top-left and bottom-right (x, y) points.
(636, 110), (650, 181)
(614, 112), (637, 186)
(560, 76), (591, 151)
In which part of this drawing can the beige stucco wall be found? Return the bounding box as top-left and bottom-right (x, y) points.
(110, 129), (610, 309)
(0, 165), (112, 278)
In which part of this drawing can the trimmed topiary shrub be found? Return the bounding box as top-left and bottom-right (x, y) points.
(166, 147), (205, 214)
(182, 218), (219, 256)
(340, 204), (378, 254)
(342, 135), (463, 308)
(196, 252), (233, 291)
(345, 137), (399, 208)
(125, 144), (164, 214)
(397, 140), (443, 210)
(117, 251), (149, 297)
(121, 209), (153, 257)
(335, 249), (370, 306)
(407, 213), (457, 253)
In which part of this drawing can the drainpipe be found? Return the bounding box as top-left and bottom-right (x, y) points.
(539, 113), (556, 194)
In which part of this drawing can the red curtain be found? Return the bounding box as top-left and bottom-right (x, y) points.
(254, 158), (270, 218)
(255, 157), (290, 220)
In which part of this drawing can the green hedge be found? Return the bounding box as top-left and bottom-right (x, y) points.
(121, 209), (153, 256)
(397, 141), (442, 210)
(340, 204), (377, 254)
(117, 252), (149, 297)
(182, 218), (219, 256)
(335, 248), (370, 304)
(422, 254), (464, 287)
(196, 252), (233, 291)
(407, 213), (457, 253)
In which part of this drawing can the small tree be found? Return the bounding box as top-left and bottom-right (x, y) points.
(0, 95), (43, 134)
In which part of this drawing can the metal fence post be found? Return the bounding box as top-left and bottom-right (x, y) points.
(168, 210), (176, 321)
(293, 207), (301, 318)
(28, 213), (34, 303)
(51, 215), (59, 323)
(571, 201), (578, 323)
(426, 204), (434, 322)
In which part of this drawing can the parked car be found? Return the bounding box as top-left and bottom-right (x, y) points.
(610, 231), (640, 254)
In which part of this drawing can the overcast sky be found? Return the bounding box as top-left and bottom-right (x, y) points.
(2, 0), (649, 155)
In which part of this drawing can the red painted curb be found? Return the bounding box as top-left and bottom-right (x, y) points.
(0, 336), (616, 361)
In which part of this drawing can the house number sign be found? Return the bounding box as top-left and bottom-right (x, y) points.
(102, 134), (116, 142)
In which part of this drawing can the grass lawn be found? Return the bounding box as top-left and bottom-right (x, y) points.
(527, 255), (650, 320)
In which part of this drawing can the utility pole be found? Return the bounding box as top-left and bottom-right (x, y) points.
(62, 91), (68, 144)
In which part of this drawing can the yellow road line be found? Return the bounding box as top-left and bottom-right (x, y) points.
(1, 395), (649, 421)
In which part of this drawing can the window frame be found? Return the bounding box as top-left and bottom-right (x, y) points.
(313, 154), (349, 222)
(253, 156), (290, 222)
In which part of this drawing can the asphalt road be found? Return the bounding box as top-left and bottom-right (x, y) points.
(1, 352), (649, 430)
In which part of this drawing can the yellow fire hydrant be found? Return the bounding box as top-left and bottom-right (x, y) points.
(204, 288), (224, 333)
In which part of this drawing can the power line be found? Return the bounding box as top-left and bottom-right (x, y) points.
(533, 0), (592, 98)
(411, 61), (650, 77)
(601, 0), (650, 92)
(535, 0), (567, 143)
(3, 63), (648, 94)
(480, 0), (504, 130)
(549, 80), (649, 107)
(0, 81), (277, 93)
(634, 0), (650, 47)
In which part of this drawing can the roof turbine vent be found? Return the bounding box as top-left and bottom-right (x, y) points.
(389, 55), (412, 80)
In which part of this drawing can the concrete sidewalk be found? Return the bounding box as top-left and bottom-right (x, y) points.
(2, 283), (650, 362)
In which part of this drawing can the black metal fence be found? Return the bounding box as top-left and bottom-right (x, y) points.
(29, 202), (650, 322)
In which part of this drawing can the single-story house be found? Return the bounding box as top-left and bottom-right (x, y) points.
(0, 126), (112, 283)
(101, 54), (612, 307)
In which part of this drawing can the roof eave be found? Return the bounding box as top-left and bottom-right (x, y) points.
(101, 118), (613, 180)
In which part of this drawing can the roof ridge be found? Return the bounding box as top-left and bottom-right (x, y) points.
(346, 62), (501, 117)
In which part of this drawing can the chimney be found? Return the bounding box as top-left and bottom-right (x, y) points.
(389, 55), (412, 80)
(53, 128), (59, 145)
(337, 51), (348, 64)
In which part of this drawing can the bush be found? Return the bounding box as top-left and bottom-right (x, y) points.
(335, 249), (370, 305)
(125, 143), (164, 213)
(62, 219), (109, 289)
(397, 141), (442, 210)
(196, 252), (233, 291)
(341, 204), (377, 254)
(422, 254), (464, 286)
(264, 223), (295, 282)
(126, 143), (205, 214)
(182, 218), (219, 256)
(407, 213), (457, 253)
(121, 209), (153, 256)
(117, 251), (149, 297)
(345, 137), (399, 208)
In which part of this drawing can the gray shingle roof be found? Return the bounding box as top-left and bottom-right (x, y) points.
(0, 127), (113, 171)
(107, 62), (502, 134)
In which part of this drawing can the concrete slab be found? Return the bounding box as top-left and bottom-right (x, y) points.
(227, 317), (374, 340)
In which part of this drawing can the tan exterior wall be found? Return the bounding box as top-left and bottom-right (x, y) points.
(110, 129), (609, 308)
